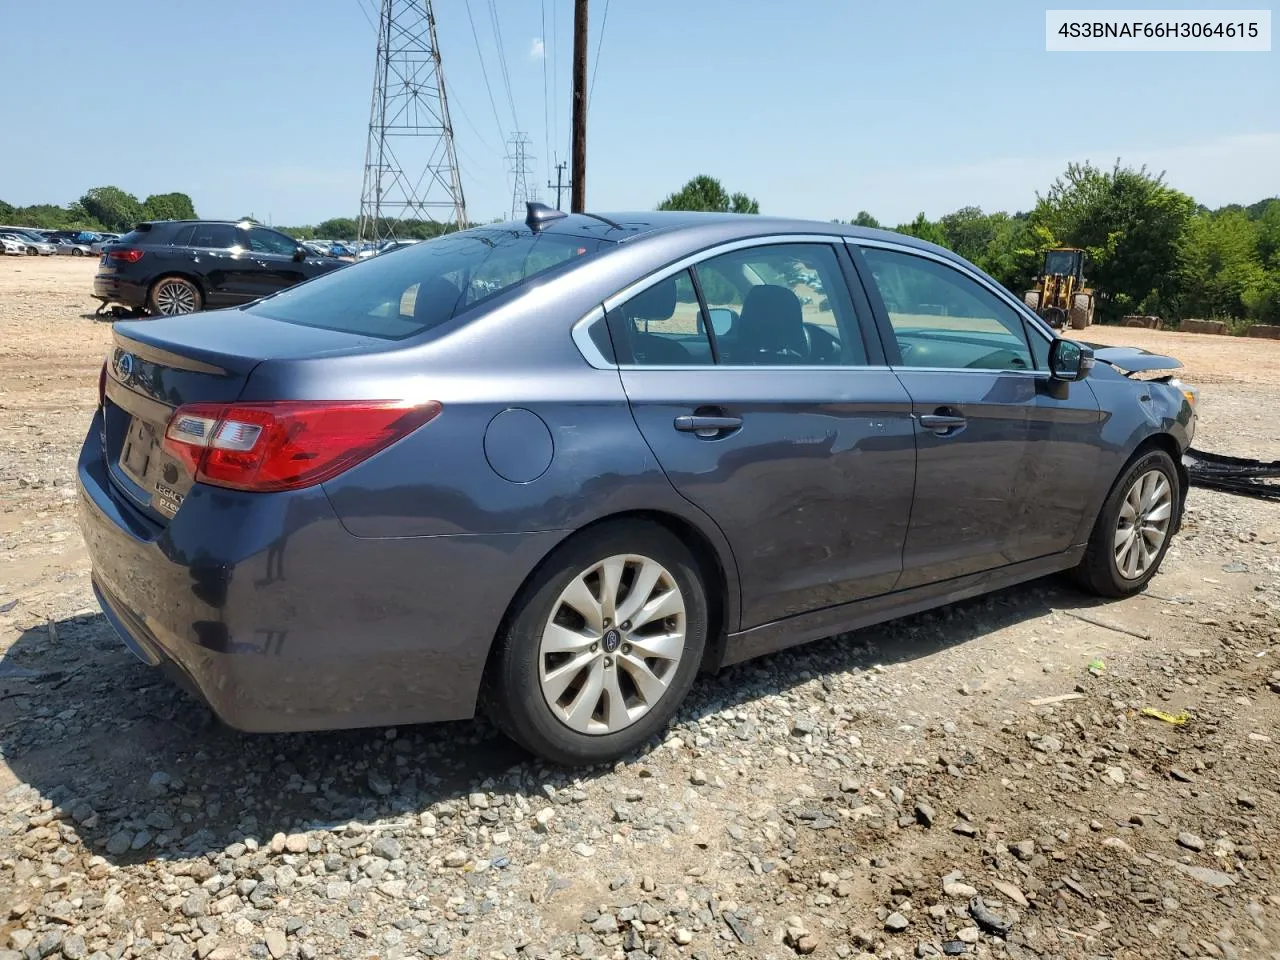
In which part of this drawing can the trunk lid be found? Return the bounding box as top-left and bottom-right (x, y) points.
(101, 312), (388, 524)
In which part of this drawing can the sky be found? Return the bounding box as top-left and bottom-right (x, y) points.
(2, 0), (1276, 227)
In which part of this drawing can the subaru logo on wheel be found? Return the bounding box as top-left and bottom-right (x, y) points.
(602, 628), (621, 653)
(116, 353), (135, 380)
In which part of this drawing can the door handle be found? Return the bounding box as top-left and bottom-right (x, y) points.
(918, 411), (967, 436)
(674, 414), (742, 437)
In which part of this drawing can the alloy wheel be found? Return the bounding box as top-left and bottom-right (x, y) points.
(538, 554), (687, 735)
(154, 281), (198, 315)
(1114, 468), (1173, 579)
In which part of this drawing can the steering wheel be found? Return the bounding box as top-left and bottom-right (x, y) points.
(801, 323), (840, 364)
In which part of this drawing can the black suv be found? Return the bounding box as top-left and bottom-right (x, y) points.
(93, 220), (347, 316)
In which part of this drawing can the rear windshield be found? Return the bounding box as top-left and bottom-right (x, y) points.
(248, 228), (608, 339)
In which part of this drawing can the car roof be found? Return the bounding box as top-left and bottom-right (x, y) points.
(478, 210), (959, 261)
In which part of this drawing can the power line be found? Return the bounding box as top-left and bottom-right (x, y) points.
(354, 0), (376, 32)
(444, 78), (498, 165)
(551, 0), (560, 161)
(486, 0), (520, 131)
(588, 0), (611, 108)
(463, 0), (509, 152)
(541, 0), (551, 185)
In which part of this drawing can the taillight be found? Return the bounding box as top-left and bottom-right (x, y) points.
(107, 248), (144, 264)
(162, 400), (442, 492)
(98, 360), (108, 408)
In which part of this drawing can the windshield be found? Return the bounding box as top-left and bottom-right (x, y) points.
(249, 227), (608, 339)
(1044, 250), (1079, 275)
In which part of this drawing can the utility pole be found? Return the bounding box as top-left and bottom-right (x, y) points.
(547, 160), (571, 210)
(570, 0), (588, 213)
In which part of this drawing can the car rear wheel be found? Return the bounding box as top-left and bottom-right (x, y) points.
(1073, 448), (1181, 597)
(485, 521), (708, 766)
(149, 277), (203, 316)
(71, 247), (84, 257)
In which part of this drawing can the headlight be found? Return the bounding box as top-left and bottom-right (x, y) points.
(1169, 378), (1198, 410)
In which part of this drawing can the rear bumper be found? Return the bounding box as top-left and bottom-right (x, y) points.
(93, 274), (148, 307)
(76, 412), (567, 732)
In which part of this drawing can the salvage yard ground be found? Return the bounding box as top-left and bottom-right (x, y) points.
(1, 257), (1279, 960)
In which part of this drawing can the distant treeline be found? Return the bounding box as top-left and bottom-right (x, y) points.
(6, 161), (1278, 326)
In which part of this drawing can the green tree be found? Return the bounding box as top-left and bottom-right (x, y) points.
(850, 210), (881, 229)
(939, 206), (998, 266)
(893, 212), (948, 247)
(142, 192), (197, 221)
(1175, 210), (1264, 319)
(1031, 161), (1194, 321)
(1254, 199), (1280, 266)
(658, 175), (760, 214)
(0, 199), (13, 222)
(79, 186), (145, 233)
(315, 217), (358, 239)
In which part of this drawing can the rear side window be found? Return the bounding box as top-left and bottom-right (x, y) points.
(249, 228), (606, 339)
(607, 270), (713, 366)
(168, 226), (196, 247)
(189, 224), (237, 249)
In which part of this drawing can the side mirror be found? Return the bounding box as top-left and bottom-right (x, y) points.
(1049, 338), (1093, 381)
(706, 307), (734, 337)
(293, 246), (307, 262)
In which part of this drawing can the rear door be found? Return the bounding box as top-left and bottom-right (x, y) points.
(609, 237), (917, 630)
(849, 240), (1101, 586)
(187, 223), (249, 306)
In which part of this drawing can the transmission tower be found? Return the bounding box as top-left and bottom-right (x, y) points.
(358, 0), (467, 242)
(507, 132), (538, 221)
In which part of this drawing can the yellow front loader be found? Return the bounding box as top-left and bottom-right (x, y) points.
(1024, 248), (1095, 330)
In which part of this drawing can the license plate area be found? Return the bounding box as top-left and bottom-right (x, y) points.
(117, 417), (184, 519)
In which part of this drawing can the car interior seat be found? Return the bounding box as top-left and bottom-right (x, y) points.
(736, 285), (809, 364)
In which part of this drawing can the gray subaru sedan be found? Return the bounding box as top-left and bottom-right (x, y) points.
(77, 204), (1196, 766)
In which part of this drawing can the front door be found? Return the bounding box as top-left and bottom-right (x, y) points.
(851, 241), (1097, 587)
(609, 239), (917, 629)
(241, 226), (308, 300)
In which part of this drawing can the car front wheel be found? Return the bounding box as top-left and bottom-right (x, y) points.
(1074, 448), (1181, 597)
(486, 521), (708, 766)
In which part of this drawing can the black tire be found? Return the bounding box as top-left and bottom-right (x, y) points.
(1073, 448), (1181, 597)
(71, 247), (84, 257)
(148, 276), (203, 316)
(25, 247), (37, 256)
(485, 520), (708, 766)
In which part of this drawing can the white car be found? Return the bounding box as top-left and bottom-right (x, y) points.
(0, 231), (55, 256)
(0, 236), (25, 256)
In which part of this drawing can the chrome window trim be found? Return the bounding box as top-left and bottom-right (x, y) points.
(570, 305), (614, 370)
(601, 233), (872, 371)
(616, 364), (895, 373)
(846, 237), (1059, 363)
(601, 233), (847, 314)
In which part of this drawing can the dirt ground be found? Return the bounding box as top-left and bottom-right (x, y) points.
(2, 256), (1280, 960)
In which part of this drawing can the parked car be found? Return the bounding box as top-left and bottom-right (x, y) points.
(92, 219), (348, 315)
(0, 229), (55, 256)
(78, 205), (1196, 766)
(52, 237), (94, 257)
(0, 235), (25, 256)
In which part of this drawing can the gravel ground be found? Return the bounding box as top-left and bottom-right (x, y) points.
(2, 258), (1280, 960)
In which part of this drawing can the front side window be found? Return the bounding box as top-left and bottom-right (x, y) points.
(693, 243), (866, 366)
(245, 227), (299, 256)
(249, 228), (605, 339)
(860, 246), (1034, 372)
